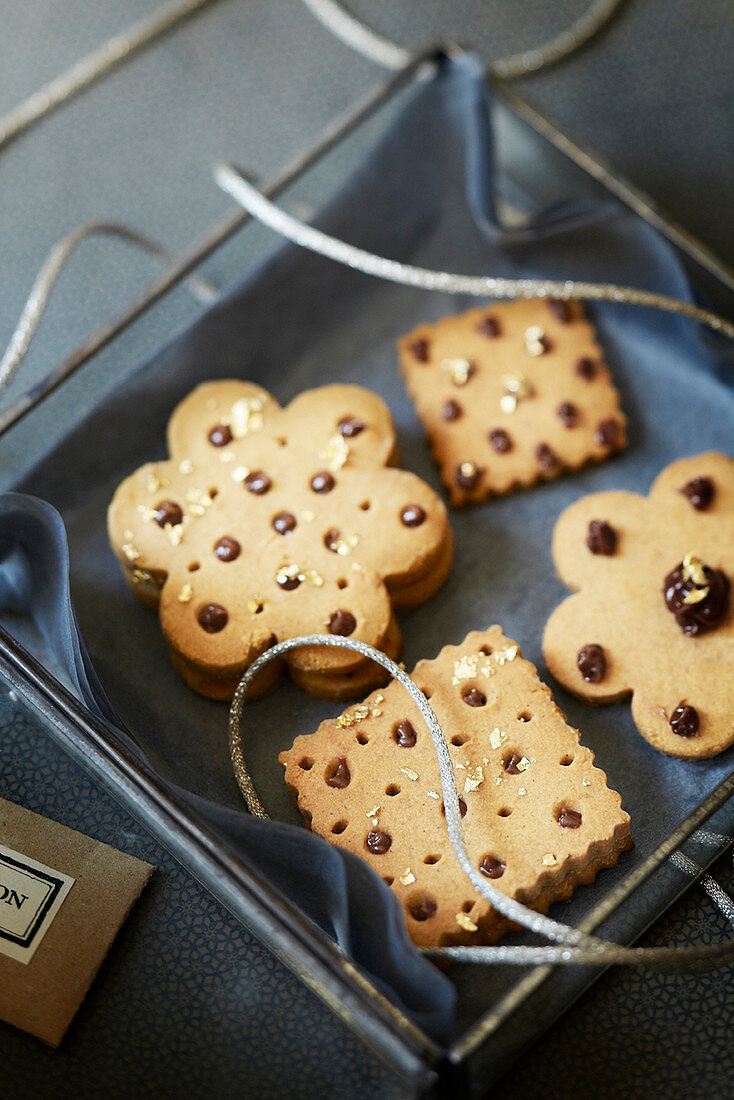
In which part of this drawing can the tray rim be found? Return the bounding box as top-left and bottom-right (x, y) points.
(1, 42), (734, 1092)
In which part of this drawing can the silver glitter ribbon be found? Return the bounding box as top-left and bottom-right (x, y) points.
(299, 0), (628, 79)
(230, 635), (734, 971)
(0, 223), (219, 396)
(214, 165), (734, 342)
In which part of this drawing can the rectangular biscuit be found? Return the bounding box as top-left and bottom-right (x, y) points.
(399, 300), (627, 506)
(280, 627), (633, 948)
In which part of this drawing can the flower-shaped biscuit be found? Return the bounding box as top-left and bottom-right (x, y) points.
(108, 381), (452, 700)
(543, 452), (734, 758)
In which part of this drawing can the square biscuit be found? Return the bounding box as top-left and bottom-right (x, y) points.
(399, 300), (627, 506)
(280, 627), (632, 948)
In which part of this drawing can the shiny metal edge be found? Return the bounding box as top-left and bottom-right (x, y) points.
(1, 38), (733, 1087)
(0, 625), (442, 1089)
(0, 40), (438, 439)
(493, 80), (734, 296)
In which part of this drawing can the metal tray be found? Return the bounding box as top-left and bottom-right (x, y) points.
(1, 41), (733, 1098)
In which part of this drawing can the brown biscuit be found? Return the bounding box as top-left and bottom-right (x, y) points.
(108, 381), (452, 700)
(398, 300), (627, 506)
(543, 452), (734, 759)
(280, 627), (632, 948)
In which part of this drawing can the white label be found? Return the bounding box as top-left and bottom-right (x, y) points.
(0, 844), (75, 964)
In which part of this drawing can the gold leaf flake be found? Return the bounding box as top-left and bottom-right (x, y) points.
(332, 532), (359, 556)
(501, 371), (534, 398)
(489, 727), (508, 750)
(682, 585), (709, 605)
(399, 868), (416, 886)
(230, 396), (265, 439)
(122, 543), (140, 562)
(524, 326), (547, 355)
(336, 703), (370, 728)
(276, 563), (303, 585)
(452, 654), (479, 685)
(179, 459), (194, 475)
(456, 912), (478, 933)
(464, 766), (484, 794)
(542, 853), (558, 867)
(682, 553), (707, 587)
(495, 644), (518, 666)
(178, 584), (193, 603)
(401, 767), (419, 782)
(320, 433), (349, 471)
(440, 357), (473, 385)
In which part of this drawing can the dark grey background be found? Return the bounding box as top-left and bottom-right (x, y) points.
(0, 2), (732, 1097)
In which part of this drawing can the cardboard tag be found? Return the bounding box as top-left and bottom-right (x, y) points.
(0, 797), (153, 1046)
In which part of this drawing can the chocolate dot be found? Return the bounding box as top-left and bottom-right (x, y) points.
(325, 755), (351, 788)
(409, 338), (430, 363)
(663, 560), (730, 636)
(594, 418), (622, 449)
(476, 315), (501, 338)
(442, 399), (462, 422)
(208, 424), (232, 447)
(154, 500), (183, 528)
(548, 298), (572, 323)
(558, 807), (583, 829)
(198, 603), (228, 632)
(489, 428), (512, 454)
(277, 571), (301, 591)
(479, 854), (506, 879)
(401, 504), (426, 528)
(442, 798), (467, 818)
(575, 356), (596, 380)
(245, 470), (272, 495)
(456, 462), (482, 490)
(586, 519), (618, 556)
(536, 443), (559, 472)
(394, 720), (417, 747)
(669, 703), (700, 738)
(556, 401), (578, 428)
(329, 609), (356, 636)
(408, 895), (438, 921)
(462, 687), (486, 707)
(311, 471), (335, 494)
(214, 536), (240, 562)
(680, 476), (714, 512)
(503, 752), (523, 774)
(366, 829), (392, 854)
(338, 416), (365, 438)
(577, 644), (607, 683)
(272, 511), (297, 535)
(324, 528), (341, 552)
